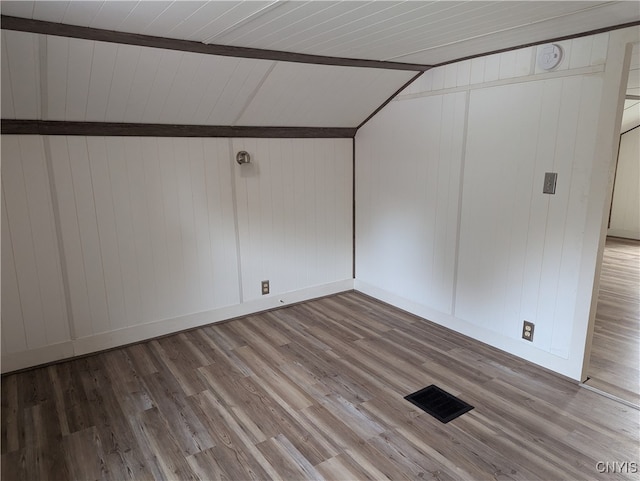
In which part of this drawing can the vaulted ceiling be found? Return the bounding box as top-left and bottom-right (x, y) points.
(2, 1), (639, 129)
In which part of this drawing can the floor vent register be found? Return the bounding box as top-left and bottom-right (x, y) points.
(405, 385), (474, 423)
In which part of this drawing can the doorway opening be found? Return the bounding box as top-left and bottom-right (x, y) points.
(584, 42), (640, 407)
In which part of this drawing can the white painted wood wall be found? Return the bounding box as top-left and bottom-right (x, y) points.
(356, 28), (638, 380)
(609, 127), (640, 240)
(0, 30), (413, 127)
(1, 136), (353, 372)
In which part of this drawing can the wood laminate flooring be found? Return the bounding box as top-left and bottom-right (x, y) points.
(586, 236), (640, 406)
(2, 292), (639, 480)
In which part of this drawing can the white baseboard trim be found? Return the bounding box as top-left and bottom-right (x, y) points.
(2, 279), (354, 374)
(354, 279), (581, 381)
(607, 229), (640, 240)
(1, 341), (75, 374)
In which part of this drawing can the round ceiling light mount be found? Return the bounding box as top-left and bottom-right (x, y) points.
(537, 43), (563, 71)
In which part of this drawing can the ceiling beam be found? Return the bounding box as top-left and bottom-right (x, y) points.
(0, 120), (357, 138)
(0, 15), (431, 72)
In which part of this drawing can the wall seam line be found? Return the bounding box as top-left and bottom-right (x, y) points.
(228, 138), (244, 304)
(42, 136), (77, 341)
(38, 32), (77, 341)
(232, 62), (277, 126)
(450, 89), (471, 317)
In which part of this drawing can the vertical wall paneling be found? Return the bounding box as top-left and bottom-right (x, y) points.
(19, 137), (70, 346)
(1, 183), (28, 353)
(1, 136), (70, 351)
(46, 35), (68, 120)
(49, 136), (99, 338)
(517, 80), (562, 345)
(105, 45), (143, 121)
(65, 34), (94, 120)
(86, 137), (129, 330)
(122, 48), (163, 123)
(65, 136), (111, 335)
(233, 138), (353, 302)
(549, 78), (603, 358)
(139, 136), (172, 318)
(2, 30), (41, 119)
(356, 28), (635, 380)
(85, 41), (118, 122)
(205, 139), (242, 309)
(123, 137), (157, 324)
(173, 138), (201, 312)
(1, 31), (16, 118)
(187, 139), (214, 309)
(39, 136), (250, 346)
(609, 128), (640, 239)
(456, 76), (602, 357)
(106, 137), (143, 327)
(157, 54), (202, 125)
(356, 93), (466, 314)
(28, 135), (347, 362)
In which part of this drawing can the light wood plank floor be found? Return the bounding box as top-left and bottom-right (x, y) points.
(586, 237), (640, 406)
(2, 292), (639, 480)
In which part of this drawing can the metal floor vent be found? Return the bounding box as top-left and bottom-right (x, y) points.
(405, 385), (474, 423)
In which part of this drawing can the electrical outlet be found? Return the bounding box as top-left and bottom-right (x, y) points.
(261, 280), (270, 295)
(522, 321), (534, 341)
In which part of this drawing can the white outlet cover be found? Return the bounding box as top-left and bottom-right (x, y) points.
(538, 44), (563, 70)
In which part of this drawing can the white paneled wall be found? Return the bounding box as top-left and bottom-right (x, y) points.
(356, 93), (466, 314)
(401, 33), (609, 99)
(1, 136), (70, 358)
(48, 136), (240, 338)
(41, 33), (274, 124)
(233, 138), (353, 300)
(236, 63), (415, 127)
(356, 28), (636, 380)
(456, 77), (603, 358)
(1, 30), (41, 119)
(609, 127), (640, 239)
(2, 136), (353, 372)
(0, 29), (414, 127)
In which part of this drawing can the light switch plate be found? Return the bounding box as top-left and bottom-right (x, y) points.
(543, 172), (557, 194)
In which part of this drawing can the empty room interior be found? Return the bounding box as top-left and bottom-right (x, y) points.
(1, 1), (639, 480)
